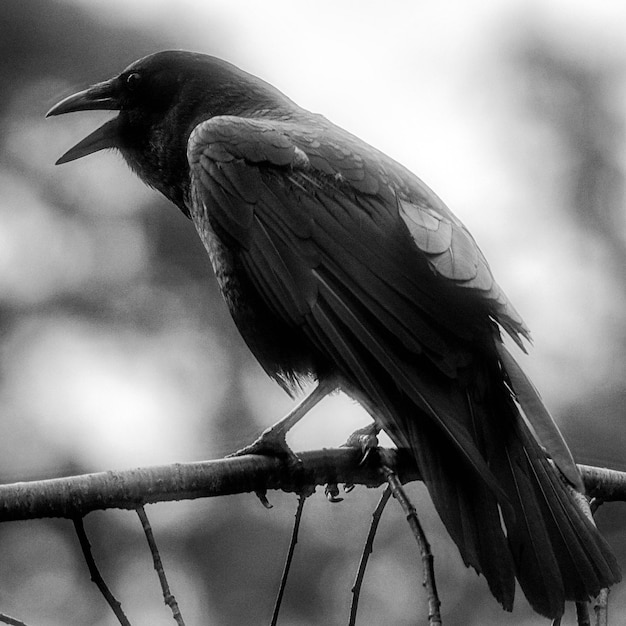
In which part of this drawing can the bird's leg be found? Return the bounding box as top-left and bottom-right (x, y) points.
(338, 388), (385, 494)
(339, 383), (384, 461)
(228, 378), (337, 460)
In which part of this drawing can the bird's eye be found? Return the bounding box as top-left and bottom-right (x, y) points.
(125, 72), (142, 91)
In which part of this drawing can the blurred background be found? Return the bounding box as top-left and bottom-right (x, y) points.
(0, 0), (625, 624)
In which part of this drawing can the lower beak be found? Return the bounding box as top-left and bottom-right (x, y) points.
(47, 79), (122, 164)
(53, 118), (121, 165)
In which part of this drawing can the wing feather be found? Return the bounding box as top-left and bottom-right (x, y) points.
(186, 114), (621, 616)
(497, 344), (582, 489)
(189, 118), (509, 500)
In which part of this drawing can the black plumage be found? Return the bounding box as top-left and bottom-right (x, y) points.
(47, 50), (620, 618)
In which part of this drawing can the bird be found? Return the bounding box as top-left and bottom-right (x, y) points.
(47, 50), (620, 619)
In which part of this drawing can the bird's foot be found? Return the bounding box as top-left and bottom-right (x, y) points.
(227, 423), (301, 467)
(340, 423), (381, 494)
(228, 380), (336, 466)
(342, 423), (381, 464)
(228, 425), (304, 509)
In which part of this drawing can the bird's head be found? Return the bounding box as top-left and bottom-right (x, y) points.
(47, 50), (292, 211)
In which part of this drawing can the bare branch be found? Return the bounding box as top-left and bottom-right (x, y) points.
(0, 452), (623, 523)
(578, 465), (626, 502)
(270, 494), (308, 626)
(349, 485), (392, 626)
(382, 465), (442, 626)
(0, 449), (418, 521)
(73, 517), (131, 626)
(136, 506), (185, 626)
(0, 613), (30, 626)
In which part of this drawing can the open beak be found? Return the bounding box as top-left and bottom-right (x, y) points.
(46, 79), (122, 165)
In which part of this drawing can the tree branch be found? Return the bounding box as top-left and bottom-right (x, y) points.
(578, 465), (626, 502)
(383, 465), (442, 625)
(0, 451), (624, 522)
(349, 485), (392, 626)
(0, 613), (31, 626)
(270, 493), (308, 626)
(0, 449), (417, 521)
(136, 506), (186, 625)
(73, 517), (131, 626)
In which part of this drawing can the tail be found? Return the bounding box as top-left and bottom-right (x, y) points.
(392, 353), (621, 618)
(495, 411), (621, 617)
(306, 271), (620, 616)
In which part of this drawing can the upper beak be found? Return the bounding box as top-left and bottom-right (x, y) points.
(47, 79), (120, 117)
(46, 79), (122, 165)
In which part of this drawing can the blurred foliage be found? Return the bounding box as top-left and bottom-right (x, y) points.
(0, 1), (624, 625)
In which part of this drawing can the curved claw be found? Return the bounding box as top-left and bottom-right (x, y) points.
(358, 445), (378, 466)
(342, 423), (381, 464)
(325, 483), (344, 503)
(255, 490), (273, 509)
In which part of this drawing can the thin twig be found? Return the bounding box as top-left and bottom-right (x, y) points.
(382, 466), (442, 626)
(0, 613), (30, 626)
(136, 506), (186, 626)
(270, 494), (308, 626)
(72, 517), (131, 626)
(575, 601), (591, 626)
(349, 485), (392, 626)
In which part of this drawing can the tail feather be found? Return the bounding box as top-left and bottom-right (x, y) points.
(496, 428), (567, 616)
(485, 389), (620, 617)
(395, 360), (620, 619)
(513, 418), (621, 602)
(302, 269), (620, 617)
(497, 344), (582, 489)
(404, 414), (517, 610)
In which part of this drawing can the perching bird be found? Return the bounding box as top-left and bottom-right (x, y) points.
(47, 50), (620, 618)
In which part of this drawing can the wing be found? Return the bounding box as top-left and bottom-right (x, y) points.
(397, 195), (530, 349)
(186, 115), (596, 604)
(188, 114), (528, 340)
(186, 113), (519, 493)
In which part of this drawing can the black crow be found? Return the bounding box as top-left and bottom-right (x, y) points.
(48, 50), (620, 618)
